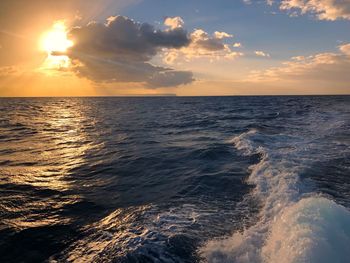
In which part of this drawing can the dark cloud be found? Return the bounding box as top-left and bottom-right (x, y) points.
(67, 16), (194, 87)
(71, 54), (193, 86)
(69, 16), (190, 61)
(147, 70), (194, 87)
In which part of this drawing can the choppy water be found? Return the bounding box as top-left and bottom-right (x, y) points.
(0, 96), (349, 263)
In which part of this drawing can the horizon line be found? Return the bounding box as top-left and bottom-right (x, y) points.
(0, 94), (349, 98)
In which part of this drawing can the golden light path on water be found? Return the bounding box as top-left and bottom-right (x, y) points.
(0, 99), (104, 229)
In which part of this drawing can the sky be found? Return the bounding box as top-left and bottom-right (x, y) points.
(0, 0), (349, 96)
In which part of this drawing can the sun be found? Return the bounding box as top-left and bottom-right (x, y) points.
(40, 21), (74, 70)
(41, 21), (73, 55)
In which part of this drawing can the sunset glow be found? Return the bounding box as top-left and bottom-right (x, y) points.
(1, 0), (349, 96)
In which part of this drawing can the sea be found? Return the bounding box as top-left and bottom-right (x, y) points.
(0, 96), (349, 263)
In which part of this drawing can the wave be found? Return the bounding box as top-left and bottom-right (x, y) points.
(200, 128), (350, 263)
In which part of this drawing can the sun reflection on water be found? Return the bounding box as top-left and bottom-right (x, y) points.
(0, 99), (102, 229)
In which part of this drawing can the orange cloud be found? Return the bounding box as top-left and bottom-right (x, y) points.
(163, 28), (243, 65)
(247, 43), (350, 93)
(255, 51), (270, 57)
(280, 0), (350, 20)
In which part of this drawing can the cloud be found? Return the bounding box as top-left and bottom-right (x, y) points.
(233, 42), (242, 48)
(191, 29), (228, 51)
(249, 43), (350, 91)
(163, 29), (243, 64)
(67, 15), (242, 86)
(279, 0), (350, 20)
(164, 16), (184, 29)
(147, 70), (194, 87)
(213, 31), (233, 39)
(67, 15), (193, 87)
(339, 43), (350, 55)
(255, 50), (270, 57)
(70, 16), (190, 60)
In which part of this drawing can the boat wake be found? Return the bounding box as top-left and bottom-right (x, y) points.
(201, 122), (350, 263)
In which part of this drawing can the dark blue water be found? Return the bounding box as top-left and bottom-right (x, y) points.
(0, 96), (349, 263)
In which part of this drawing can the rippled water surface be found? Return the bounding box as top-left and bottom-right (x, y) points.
(0, 96), (349, 262)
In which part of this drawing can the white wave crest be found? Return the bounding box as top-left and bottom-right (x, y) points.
(263, 197), (350, 263)
(201, 128), (350, 263)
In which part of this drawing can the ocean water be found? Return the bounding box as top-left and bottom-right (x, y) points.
(0, 96), (349, 263)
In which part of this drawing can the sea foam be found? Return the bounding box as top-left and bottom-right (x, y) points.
(201, 128), (350, 263)
(263, 197), (350, 263)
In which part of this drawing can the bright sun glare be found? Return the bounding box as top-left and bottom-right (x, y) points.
(40, 21), (73, 70)
(41, 21), (73, 54)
